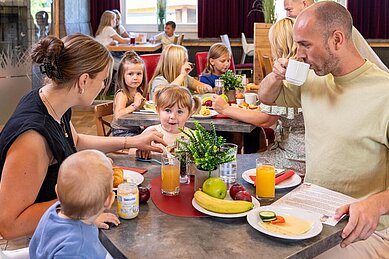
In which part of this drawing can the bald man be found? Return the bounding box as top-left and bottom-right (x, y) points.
(260, 2), (389, 257)
(283, 0), (388, 72)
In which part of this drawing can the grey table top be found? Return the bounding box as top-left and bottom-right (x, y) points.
(100, 153), (345, 259)
(117, 113), (257, 133)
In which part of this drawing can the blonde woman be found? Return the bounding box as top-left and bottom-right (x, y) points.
(268, 17), (297, 61)
(149, 44), (212, 99)
(112, 9), (130, 38)
(95, 10), (130, 46)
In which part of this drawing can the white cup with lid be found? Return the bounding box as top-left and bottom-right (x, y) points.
(285, 59), (310, 86)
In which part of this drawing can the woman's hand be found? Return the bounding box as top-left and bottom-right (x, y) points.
(94, 212), (120, 230)
(212, 95), (229, 113)
(130, 129), (167, 153)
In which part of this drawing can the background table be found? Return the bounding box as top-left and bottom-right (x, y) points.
(118, 114), (257, 153)
(107, 42), (162, 52)
(100, 153), (345, 259)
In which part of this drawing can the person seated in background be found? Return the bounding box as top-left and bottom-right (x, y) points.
(259, 2), (389, 257)
(283, 0), (389, 72)
(112, 9), (130, 38)
(29, 150), (116, 258)
(200, 43), (231, 87)
(137, 85), (201, 159)
(0, 34), (166, 245)
(149, 44), (212, 99)
(95, 10), (131, 47)
(150, 21), (178, 48)
(112, 51), (147, 137)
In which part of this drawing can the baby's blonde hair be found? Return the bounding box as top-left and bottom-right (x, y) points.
(149, 45), (188, 88)
(154, 84), (201, 116)
(57, 150), (113, 220)
(269, 17), (297, 61)
(204, 43), (231, 74)
(96, 11), (115, 36)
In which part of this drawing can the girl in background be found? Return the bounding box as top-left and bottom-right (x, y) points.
(200, 43), (231, 87)
(112, 51), (148, 137)
(95, 10), (130, 47)
(112, 9), (130, 38)
(149, 44), (212, 99)
(137, 84), (201, 158)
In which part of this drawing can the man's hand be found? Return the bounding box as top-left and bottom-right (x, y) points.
(272, 58), (288, 80)
(335, 197), (381, 248)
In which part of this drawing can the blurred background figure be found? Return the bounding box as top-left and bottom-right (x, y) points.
(35, 11), (49, 40)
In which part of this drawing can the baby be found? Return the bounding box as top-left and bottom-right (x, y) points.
(29, 150), (118, 258)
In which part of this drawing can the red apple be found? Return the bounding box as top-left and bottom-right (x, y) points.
(229, 183), (246, 200)
(234, 190), (252, 202)
(138, 185), (150, 203)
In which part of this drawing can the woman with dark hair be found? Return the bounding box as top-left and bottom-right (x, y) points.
(0, 34), (166, 242)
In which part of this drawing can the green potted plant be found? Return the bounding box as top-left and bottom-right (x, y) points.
(220, 70), (243, 103)
(157, 0), (166, 31)
(177, 121), (235, 190)
(248, 0), (276, 24)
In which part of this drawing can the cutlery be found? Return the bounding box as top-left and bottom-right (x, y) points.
(136, 157), (162, 165)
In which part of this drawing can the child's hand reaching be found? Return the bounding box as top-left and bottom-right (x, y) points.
(134, 92), (144, 109)
(136, 149), (151, 159)
(95, 212), (120, 230)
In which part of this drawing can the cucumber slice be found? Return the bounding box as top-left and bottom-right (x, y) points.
(259, 211), (277, 221)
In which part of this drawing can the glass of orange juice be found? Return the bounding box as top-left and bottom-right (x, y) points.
(161, 154), (180, 196)
(256, 159), (275, 201)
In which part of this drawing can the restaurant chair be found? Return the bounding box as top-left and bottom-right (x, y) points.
(140, 53), (161, 84)
(255, 49), (266, 80)
(220, 34), (253, 74)
(94, 101), (114, 137)
(177, 34), (185, 45)
(173, 35), (179, 44)
(262, 55), (273, 76)
(195, 51), (235, 78)
(241, 32), (254, 64)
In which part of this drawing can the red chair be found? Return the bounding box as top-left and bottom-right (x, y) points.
(140, 53), (161, 83)
(195, 52), (235, 78)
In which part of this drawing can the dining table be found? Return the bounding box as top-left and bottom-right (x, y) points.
(107, 42), (162, 52)
(117, 113), (257, 154)
(100, 153), (345, 259)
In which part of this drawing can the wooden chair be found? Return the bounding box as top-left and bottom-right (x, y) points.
(173, 35), (179, 44)
(262, 55), (273, 76)
(94, 102), (114, 136)
(255, 50), (266, 80)
(177, 34), (184, 45)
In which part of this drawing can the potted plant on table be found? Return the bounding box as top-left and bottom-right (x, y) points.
(177, 121), (235, 190)
(220, 70), (243, 103)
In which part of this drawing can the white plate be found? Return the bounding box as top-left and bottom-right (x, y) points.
(113, 170), (144, 190)
(137, 110), (157, 114)
(242, 168), (301, 190)
(192, 192), (260, 218)
(247, 205), (322, 240)
(192, 109), (218, 119)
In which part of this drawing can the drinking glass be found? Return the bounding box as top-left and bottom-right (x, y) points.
(256, 159), (275, 201)
(161, 154), (180, 196)
(214, 79), (224, 95)
(219, 143), (238, 183)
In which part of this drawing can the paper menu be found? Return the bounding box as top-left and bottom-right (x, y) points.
(273, 183), (356, 226)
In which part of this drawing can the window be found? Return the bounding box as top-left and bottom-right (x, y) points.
(124, 0), (197, 25)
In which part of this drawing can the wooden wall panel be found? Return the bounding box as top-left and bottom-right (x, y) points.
(253, 23), (272, 84)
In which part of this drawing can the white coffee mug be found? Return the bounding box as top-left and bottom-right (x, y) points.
(244, 93), (258, 105)
(285, 59), (310, 86)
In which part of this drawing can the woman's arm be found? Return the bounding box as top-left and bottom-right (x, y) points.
(111, 33), (130, 44)
(71, 122), (167, 153)
(191, 78), (212, 94)
(0, 131), (56, 239)
(212, 95), (279, 127)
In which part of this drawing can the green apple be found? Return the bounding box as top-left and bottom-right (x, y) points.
(202, 177), (227, 199)
(220, 94), (229, 103)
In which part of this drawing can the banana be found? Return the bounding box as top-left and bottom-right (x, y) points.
(194, 190), (254, 214)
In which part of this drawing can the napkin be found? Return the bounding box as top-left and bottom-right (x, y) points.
(112, 165), (147, 174)
(249, 170), (295, 186)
